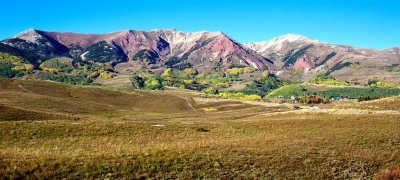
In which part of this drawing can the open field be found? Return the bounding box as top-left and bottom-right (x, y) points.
(337, 96), (400, 111)
(0, 78), (399, 179)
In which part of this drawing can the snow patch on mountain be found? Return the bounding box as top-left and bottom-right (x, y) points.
(12, 28), (43, 43)
(81, 51), (89, 60)
(244, 34), (320, 55)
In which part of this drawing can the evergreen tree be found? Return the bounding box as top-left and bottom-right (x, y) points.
(130, 73), (144, 89)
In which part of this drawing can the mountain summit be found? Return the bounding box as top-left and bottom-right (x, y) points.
(244, 34), (320, 56)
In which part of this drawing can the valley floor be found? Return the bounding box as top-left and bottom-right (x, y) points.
(0, 78), (399, 179)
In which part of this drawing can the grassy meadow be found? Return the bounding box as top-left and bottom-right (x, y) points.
(0, 77), (399, 179)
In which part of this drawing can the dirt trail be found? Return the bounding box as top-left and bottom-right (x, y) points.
(183, 97), (195, 110)
(18, 84), (35, 94)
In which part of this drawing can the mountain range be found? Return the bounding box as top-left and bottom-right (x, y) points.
(245, 34), (400, 81)
(1, 28), (399, 84)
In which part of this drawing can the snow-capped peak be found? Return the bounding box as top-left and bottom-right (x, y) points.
(274, 33), (316, 43)
(244, 34), (320, 54)
(12, 28), (42, 43)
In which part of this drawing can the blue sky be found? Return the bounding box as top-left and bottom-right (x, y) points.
(1, 0), (399, 49)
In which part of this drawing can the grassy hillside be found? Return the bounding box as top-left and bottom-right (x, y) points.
(0, 77), (399, 179)
(266, 83), (400, 99)
(0, 77), (193, 118)
(265, 84), (306, 98)
(337, 96), (400, 111)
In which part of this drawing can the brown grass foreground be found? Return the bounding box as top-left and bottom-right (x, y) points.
(0, 78), (399, 179)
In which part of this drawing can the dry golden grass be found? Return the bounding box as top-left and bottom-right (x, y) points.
(0, 78), (399, 179)
(337, 96), (400, 112)
(357, 97), (400, 111)
(0, 105), (63, 121)
(1, 113), (399, 179)
(0, 78), (192, 116)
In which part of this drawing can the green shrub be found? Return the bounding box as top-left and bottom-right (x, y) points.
(130, 73), (145, 89)
(309, 72), (348, 86)
(358, 95), (381, 102)
(40, 58), (73, 73)
(226, 68), (243, 77)
(218, 92), (261, 100)
(0, 52), (32, 78)
(144, 76), (163, 90)
(202, 87), (218, 95)
(244, 72), (283, 96)
(42, 74), (92, 85)
(184, 68), (198, 77)
(299, 97), (310, 104)
(322, 98), (331, 104)
(367, 78), (379, 86)
(0, 62), (25, 78)
(289, 68), (304, 76)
